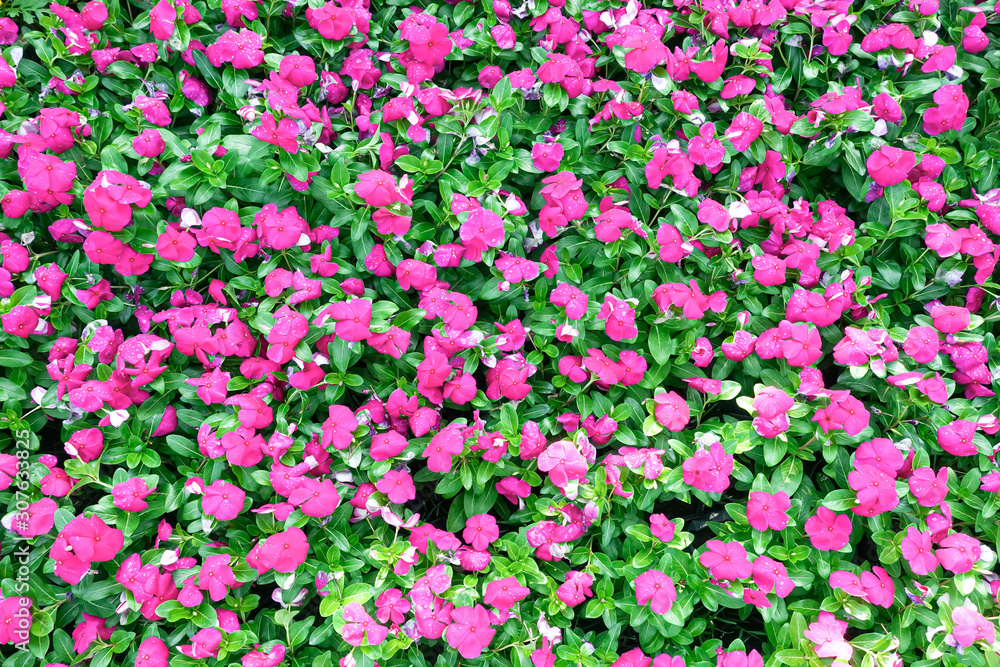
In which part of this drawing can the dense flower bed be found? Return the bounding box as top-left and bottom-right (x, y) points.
(0, 0), (1000, 666)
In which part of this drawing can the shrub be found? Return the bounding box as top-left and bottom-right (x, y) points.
(0, 1), (998, 667)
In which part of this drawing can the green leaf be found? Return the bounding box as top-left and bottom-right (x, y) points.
(192, 49), (224, 91)
(490, 76), (513, 110)
(137, 391), (172, 423)
(0, 350), (33, 367)
(393, 155), (424, 173)
(500, 402), (518, 435)
(101, 146), (129, 173)
(822, 489), (858, 512)
(649, 325), (673, 365)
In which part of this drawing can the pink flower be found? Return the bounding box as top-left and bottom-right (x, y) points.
(376, 470), (416, 504)
(671, 90), (699, 113)
(532, 142), (564, 172)
(257, 204), (308, 249)
(446, 605), (495, 659)
(321, 405), (358, 450)
(397, 259), (437, 290)
(494, 255), (539, 284)
(288, 477), (341, 517)
(951, 606), (996, 648)
(822, 19), (853, 55)
(690, 337), (713, 367)
(0, 597), (30, 645)
(368, 326), (410, 359)
(423, 425), (465, 473)
(682, 441), (732, 493)
(872, 92), (902, 122)
(653, 391), (690, 431)
(813, 390), (870, 437)
(148, 0), (177, 39)
(375, 588), (410, 624)
(491, 23), (516, 49)
(135, 637), (168, 667)
(981, 470), (1000, 492)
(342, 603), (388, 646)
(483, 576), (530, 610)
(699, 540), (752, 581)
(908, 467), (949, 507)
(657, 223), (689, 262)
(258, 527), (309, 573)
(866, 146), (916, 187)
(903, 325), (940, 362)
(649, 514), (676, 543)
(551, 283), (589, 320)
(634, 570), (677, 613)
(157, 226), (197, 262)
(859, 566), (895, 608)
(717, 653), (763, 667)
(460, 208), (505, 262)
(597, 295), (638, 341)
(848, 464), (899, 516)
(924, 84), (969, 135)
(936, 532), (981, 573)
(752, 387), (793, 420)
(689, 128), (726, 174)
(532, 638), (555, 667)
(930, 304), (970, 333)
(623, 30), (668, 73)
(937, 419), (978, 457)
(746, 491), (790, 531)
(613, 649), (652, 667)
(242, 645), (286, 667)
(537, 440), (588, 487)
(11, 498), (57, 538)
(72, 613), (113, 653)
(2, 305), (38, 338)
(743, 588), (771, 609)
(61, 514), (123, 562)
(556, 570), (594, 607)
(432, 295), (476, 335)
(179, 628), (222, 659)
(321, 299), (372, 341)
(752, 556), (795, 598)
(202, 480), (246, 521)
(206, 29), (264, 69)
(355, 170), (400, 207)
(133, 129), (165, 158)
(112, 478), (155, 512)
(691, 41), (729, 82)
(463, 514), (500, 551)
(924, 223), (964, 257)
(65, 428), (104, 462)
(198, 555), (237, 601)
(804, 507), (852, 551)
(900, 527), (937, 575)
(458, 550), (492, 574)
(685, 377), (721, 396)
(722, 330), (757, 361)
(962, 11), (989, 52)
(752, 254), (786, 286)
(724, 112), (762, 152)
(406, 19), (453, 66)
(803, 612), (852, 662)
(496, 477), (531, 505)
(370, 431), (409, 461)
(279, 54), (316, 87)
(721, 74), (755, 99)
